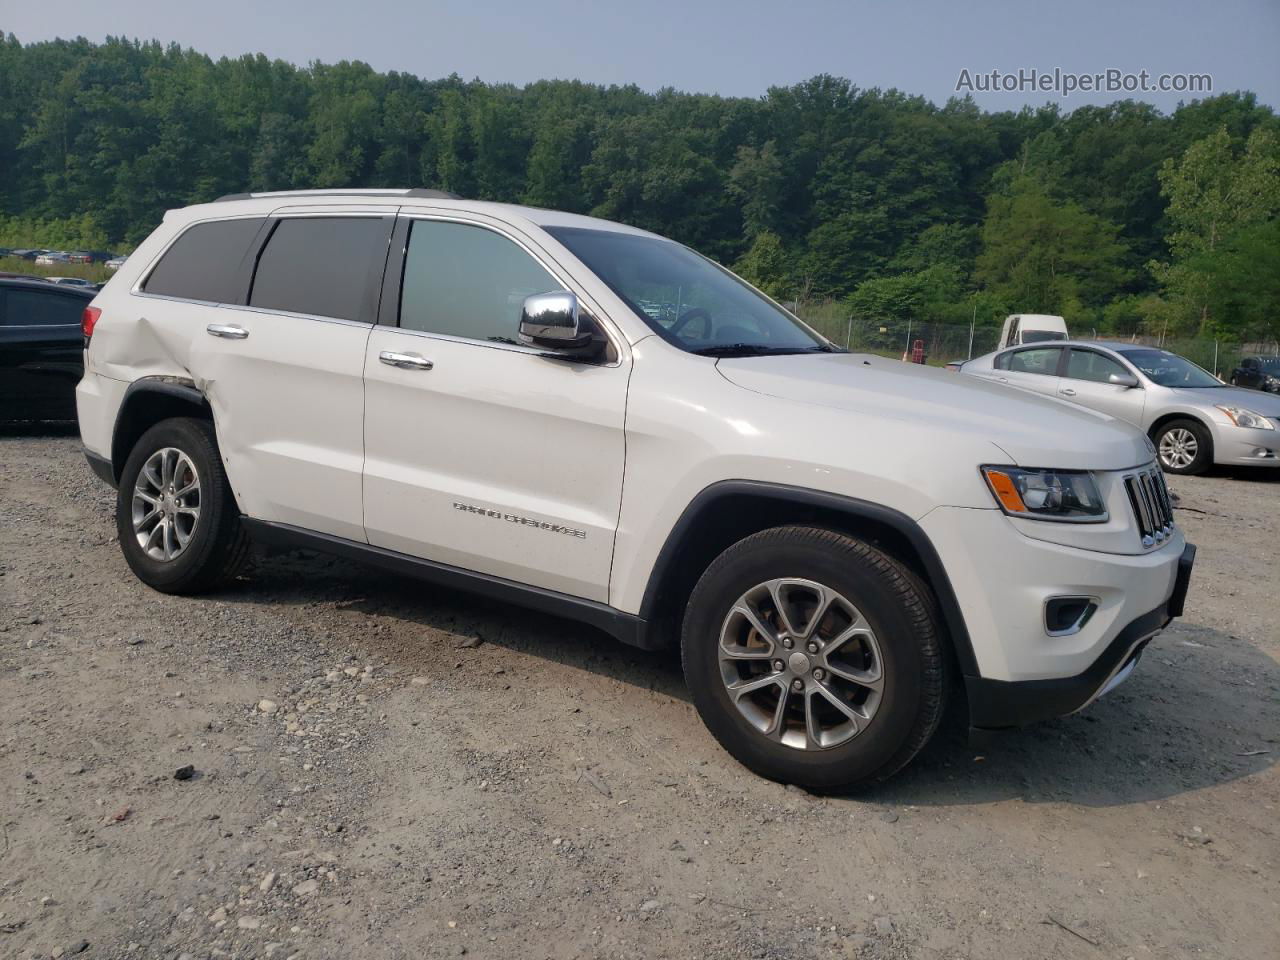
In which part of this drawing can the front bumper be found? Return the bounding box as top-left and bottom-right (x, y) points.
(966, 543), (1195, 728)
(1210, 420), (1280, 466)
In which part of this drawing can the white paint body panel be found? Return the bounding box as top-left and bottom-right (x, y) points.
(78, 192), (1187, 691)
(362, 327), (628, 601)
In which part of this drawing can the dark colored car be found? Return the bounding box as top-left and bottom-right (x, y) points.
(0, 278), (93, 422)
(1230, 355), (1280, 393)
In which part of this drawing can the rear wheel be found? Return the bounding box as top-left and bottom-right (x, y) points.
(681, 526), (947, 791)
(116, 417), (249, 593)
(1154, 418), (1212, 475)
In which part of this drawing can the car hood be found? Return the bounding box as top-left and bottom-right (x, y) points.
(717, 352), (1153, 470)
(1167, 385), (1280, 416)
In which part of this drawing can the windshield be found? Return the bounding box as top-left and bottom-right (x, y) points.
(1256, 357), (1280, 373)
(546, 227), (829, 356)
(1123, 349), (1223, 388)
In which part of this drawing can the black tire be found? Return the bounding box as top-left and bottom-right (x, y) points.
(1153, 418), (1213, 475)
(681, 526), (947, 792)
(116, 417), (250, 593)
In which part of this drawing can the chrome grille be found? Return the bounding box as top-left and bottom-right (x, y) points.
(1124, 466), (1174, 548)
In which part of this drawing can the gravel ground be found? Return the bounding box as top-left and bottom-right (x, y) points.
(2, 429), (1277, 960)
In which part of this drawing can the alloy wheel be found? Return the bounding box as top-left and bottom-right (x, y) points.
(132, 447), (202, 561)
(717, 578), (883, 750)
(1158, 428), (1198, 470)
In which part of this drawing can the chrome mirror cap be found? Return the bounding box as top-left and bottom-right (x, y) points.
(519, 291), (591, 349)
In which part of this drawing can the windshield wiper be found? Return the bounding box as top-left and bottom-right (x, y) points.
(691, 343), (828, 358)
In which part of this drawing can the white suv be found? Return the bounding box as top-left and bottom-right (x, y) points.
(76, 189), (1195, 790)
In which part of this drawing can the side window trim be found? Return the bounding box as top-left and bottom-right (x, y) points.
(245, 213), (396, 326)
(133, 215), (270, 306)
(381, 212), (621, 365)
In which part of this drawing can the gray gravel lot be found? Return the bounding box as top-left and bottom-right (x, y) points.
(2, 430), (1278, 960)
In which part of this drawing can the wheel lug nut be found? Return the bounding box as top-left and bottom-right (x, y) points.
(790, 679), (804, 692)
(781, 637), (793, 649)
(812, 668), (826, 681)
(806, 642), (819, 654)
(772, 660), (785, 672)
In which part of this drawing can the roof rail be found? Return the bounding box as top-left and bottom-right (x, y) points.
(213, 188), (462, 202)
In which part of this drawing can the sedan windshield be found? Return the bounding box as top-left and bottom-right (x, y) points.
(1123, 349), (1223, 388)
(546, 226), (830, 356)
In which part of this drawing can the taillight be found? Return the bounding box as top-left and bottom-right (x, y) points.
(82, 305), (101, 342)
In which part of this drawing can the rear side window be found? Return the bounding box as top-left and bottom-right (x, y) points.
(143, 218), (265, 303)
(1, 288), (86, 326)
(249, 217), (388, 322)
(398, 220), (561, 342)
(1007, 347), (1062, 376)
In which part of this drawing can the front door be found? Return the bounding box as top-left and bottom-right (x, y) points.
(361, 215), (628, 602)
(1058, 347), (1147, 426)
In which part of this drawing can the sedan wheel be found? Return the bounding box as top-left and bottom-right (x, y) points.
(1158, 428), (1197, 471)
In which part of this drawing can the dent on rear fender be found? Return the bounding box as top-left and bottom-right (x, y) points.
(98, 314), (197, 386)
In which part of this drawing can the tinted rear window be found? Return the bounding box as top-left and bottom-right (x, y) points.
(249, 217), (387, 322)
(143, 218), (265, 302)
(2, 287), (87, 326)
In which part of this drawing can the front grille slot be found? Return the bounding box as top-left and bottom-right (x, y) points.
(1124, 467), (1174, 548)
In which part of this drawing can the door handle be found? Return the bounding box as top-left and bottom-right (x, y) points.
(379, 350), (434, 371)
(1060, 387), (1077, 397)
(207, 323), (249, 340)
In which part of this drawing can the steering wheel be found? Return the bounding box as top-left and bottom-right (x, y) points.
(669, 307), (712, 341)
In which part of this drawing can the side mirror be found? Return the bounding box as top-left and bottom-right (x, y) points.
(1109, 372), (1139, 389)
(519, 291), (593, 352)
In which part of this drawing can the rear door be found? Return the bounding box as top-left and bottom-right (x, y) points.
(1058, 347), (1146, 425)
(0, 285), (86, 420)
(361, 213), (628, 602)
(189, 210), (394, 541)
(998, 345), (1064, 398)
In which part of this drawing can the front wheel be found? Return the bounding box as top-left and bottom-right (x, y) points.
(116, 417), (250, 593)
(681, 526), (947, 791)
(1154, 418), (1212, 475)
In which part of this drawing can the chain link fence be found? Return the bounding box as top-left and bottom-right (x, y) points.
(791, 302), (1280, 379)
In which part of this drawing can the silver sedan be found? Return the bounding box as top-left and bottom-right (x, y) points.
(957, 340), (1280, 474)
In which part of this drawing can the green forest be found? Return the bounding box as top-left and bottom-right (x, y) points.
(1, 35), (1278, 342)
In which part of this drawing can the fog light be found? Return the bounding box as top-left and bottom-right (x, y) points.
(1045, 597), (1098, 636)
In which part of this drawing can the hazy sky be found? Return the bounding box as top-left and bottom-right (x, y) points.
(5, 0), (1277, 111)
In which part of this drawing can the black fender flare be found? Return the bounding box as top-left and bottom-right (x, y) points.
(109, 377), (212, 482)
(637, 480), (980, 678)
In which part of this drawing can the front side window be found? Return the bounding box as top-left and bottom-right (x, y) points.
(1006, 347), (1062, 376)
(250, 217), (388, 322)
(399, 220), (561, 343)
(1, 289), (85, 326)
(143, 218), (266, 303)
(546, 227), (828, 356)
(1122, 349), (1222, 388)
(1066, 349), (1129, 384)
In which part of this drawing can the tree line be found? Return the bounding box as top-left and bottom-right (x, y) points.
(1, 35), (1277, 340)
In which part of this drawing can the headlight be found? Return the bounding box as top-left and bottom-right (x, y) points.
(1216, 405), (1275, 430)
(981, 466), (1108, 522)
